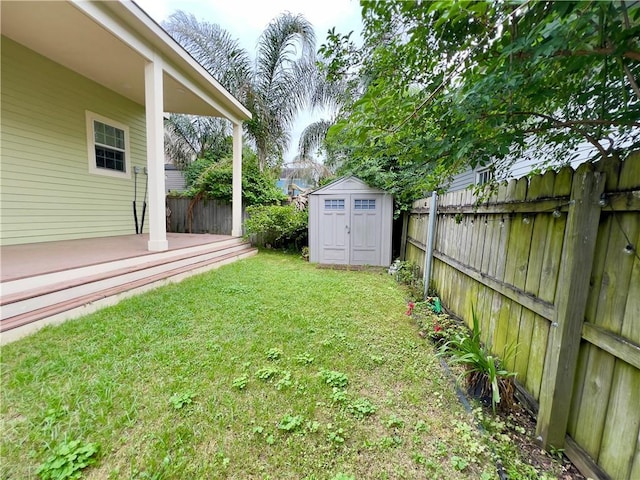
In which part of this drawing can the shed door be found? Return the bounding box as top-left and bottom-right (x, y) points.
(320, 196), (349, 263)
(350, 197), (380, 265)
(319, 195), (381, 265)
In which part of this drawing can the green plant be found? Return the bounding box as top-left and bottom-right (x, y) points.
(278, 414), (304, 432)
(388, 260), (424, 298)
(266, 347), (283, 361)
(41, 407), (66, 431)
(390, 260), (419, 285)
(331, 388), (349, 405)
(306, 421), (321, 433)
(320, 370), (349, 388)
(319, 370), (349, 389)
(347, 398), (376, 419)
(451, 455), (469, 472)
(164, 11), (318, 172)
(386, 415), (404, 429)
(244, 204), (308, 249)
(414, 420), (429, 434)
(294, 352), (314, 365)
(275, 371), (293, 390)
(438, 306), (516, 412)
(326, 425), (346, 445)
(169, 391), (195, 410)
(369, 354), (385, 365)
(255, 367), (279, 381)
(183, 156), (218, 188)
(321, 2), (639, 211)
(378, 436), (403, 449)
(36, 440), (99, 480)
(549, 445), (565, 461)
(412, 452), (427, 465)
(232, 375), (249, 390)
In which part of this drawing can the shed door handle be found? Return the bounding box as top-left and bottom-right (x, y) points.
(346, 225), (350, 234)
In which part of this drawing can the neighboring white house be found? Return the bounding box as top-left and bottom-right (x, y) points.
(446, 142), (597, 192)
(1, 0), (251, 250)
(165, 164), (187, 193)
(308, 176), (394, 267)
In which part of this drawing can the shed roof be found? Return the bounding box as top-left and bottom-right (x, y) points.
(310, 176), (388, 195)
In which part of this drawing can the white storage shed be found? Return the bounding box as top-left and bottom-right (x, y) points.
(309, 176), (393, 266)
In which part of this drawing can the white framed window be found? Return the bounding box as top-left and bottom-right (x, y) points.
(354, 199), (376, 210)
(324, 199), (345, 210)
(86, 111), (131, 178)
(476, 168), (493, 186)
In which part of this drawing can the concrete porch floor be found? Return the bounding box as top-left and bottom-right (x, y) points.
(0, 233), (233, 282)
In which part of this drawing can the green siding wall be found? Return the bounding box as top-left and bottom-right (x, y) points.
(1, 37), (147, 246)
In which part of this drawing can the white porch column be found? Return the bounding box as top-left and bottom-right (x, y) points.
(231, 122), (243, 237)
(144, 58), (168, 251)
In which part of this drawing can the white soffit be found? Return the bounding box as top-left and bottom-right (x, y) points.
(0, 1), (251, 121)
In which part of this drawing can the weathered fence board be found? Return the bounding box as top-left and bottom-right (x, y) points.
(599, 362), (640, 480)
(405, 151), (640, 480)
(537, 163), (605, 449)
(569, 158), (630, 467)
(166, 197), (247, 235)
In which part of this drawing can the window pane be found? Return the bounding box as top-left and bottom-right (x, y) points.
(95, 146), (125, 172)
(354, 199), (375, 210)
(477, 170), (492, 185)
(115, 130), (125, 149)
(324, 199), (345, 210)
(94, 122), (104, 144)
(95, 147), (106, 168)
(94, 121), (125, 149)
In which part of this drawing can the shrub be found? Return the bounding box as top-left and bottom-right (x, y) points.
(184, 156), (214, 188)
(184, 149), (286, 206)
(244, 204), (308, 249)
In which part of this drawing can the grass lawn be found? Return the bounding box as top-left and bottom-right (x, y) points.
(2, 251), (499, 479)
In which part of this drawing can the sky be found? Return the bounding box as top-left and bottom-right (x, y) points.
(135, 0), (363, 164)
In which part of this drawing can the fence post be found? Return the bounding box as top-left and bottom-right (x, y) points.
(400, 211), (409, 261)
(535, 163), (605, 449)
(423, 191), (438, 298)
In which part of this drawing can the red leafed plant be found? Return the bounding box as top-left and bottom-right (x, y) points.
(405, 302), (415, 315)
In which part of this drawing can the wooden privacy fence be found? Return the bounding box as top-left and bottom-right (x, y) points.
(166, 197), (247, 235)
(404, 153), (640, 480)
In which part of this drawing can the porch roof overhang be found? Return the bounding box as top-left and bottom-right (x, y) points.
(1, 0), (252, 123)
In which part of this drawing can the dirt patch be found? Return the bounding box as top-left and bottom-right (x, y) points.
(491, 403), (586, 480)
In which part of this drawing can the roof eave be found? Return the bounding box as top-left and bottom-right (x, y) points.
(99, 0), (252, 122)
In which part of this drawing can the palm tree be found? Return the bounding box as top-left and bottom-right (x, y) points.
(296, 53), (364, 170)
(164, 115), (231, 170)
(163, 11), (317, 171)
(164, 11), (252, 98)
